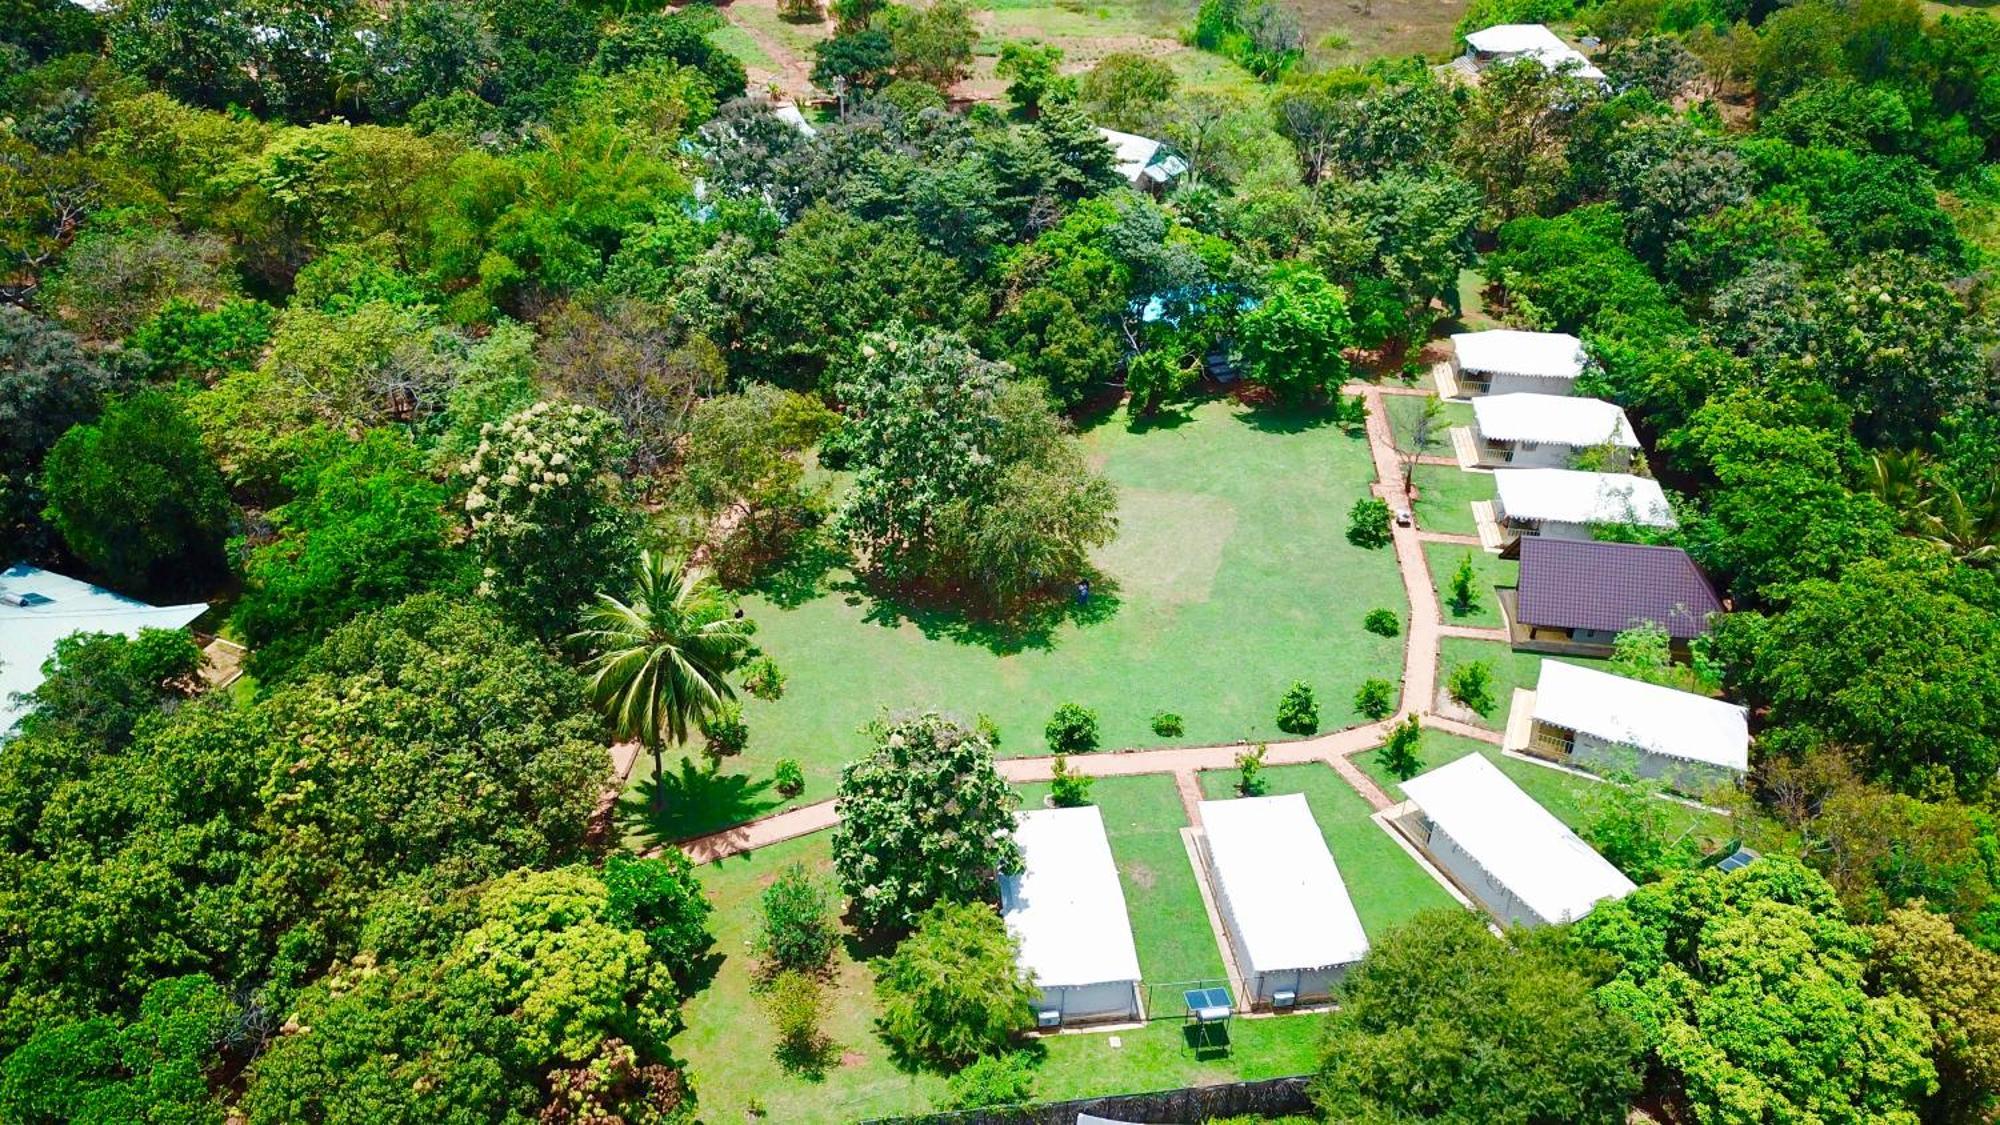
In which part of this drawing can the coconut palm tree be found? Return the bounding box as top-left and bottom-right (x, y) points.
(1864, 448), (1930, 526)
(572, 550), (755, 809)
(1917, 474), (2000, 567)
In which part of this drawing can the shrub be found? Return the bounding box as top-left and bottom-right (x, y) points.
(1379, 714), (1423, 779)
(1346, 497), (1392, 548)
(773, 758), (805, 797)
(1049, 755), (1094, 807)
(874, 902), (1036, 1069)
(1448, 661), (1496, 716)
(1277, 680), (1319, 735)
(1448, 553), (1479, 614)
(1355, 678), (1397, 721)
(1334, 392), (1369, 434)
(1236, 743), (1269, 796)
(742, 654), (787, 701)
(1044, 702), (1101, 754)
(766, 969), (832, 1075)
(941, 1051), (1039, 1111)
(756, 863), (840, 975)
(1363, 608), (1401, 637)
(701, 701), (749, 761)
(1150, 711), (1185, 738)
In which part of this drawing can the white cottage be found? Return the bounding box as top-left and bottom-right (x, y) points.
(1398, 754), (1634, 927)
(1521, 660), (1749, 791)
(2, 564), (207, 734)
(1447, 330), (1589, 396)
(1490, 468), (1676, 541)
(999, 806), (1144, 1026)
(1196, 794), (1368, 1008)
(1462, 24), (1607, 83)
(1464, 393), (1639, 470)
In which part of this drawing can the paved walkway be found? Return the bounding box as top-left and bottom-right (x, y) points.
(667, 381), (1481, 862)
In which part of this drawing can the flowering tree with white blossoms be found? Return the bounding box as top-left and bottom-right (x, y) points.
(464, 400), (639, 638)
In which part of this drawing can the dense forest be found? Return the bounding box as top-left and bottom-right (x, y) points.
(0, 0), (1996, 1119)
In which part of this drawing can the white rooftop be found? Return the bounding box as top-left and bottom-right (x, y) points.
(1464, 24), (1606, 81)
(1451, 330), (1588, 380)
(999, 806), (1142, 990)
(772, 103), (817, 138)
(1401, 754), (1634, 924)
(1, 564), (207, 733)
(1535, 660), (1749, 772)
(1198, 794), (1368, 977)
(1097, 127), (1187, 185)
(1472, 394), (1639, 449)
(1494, 468), (1676, 528)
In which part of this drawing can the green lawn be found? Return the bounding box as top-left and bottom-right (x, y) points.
(1196, 763), (1458, 937)
(1351, 729), (1734, 852)
(706, 23), (778, 71)
(1383, 393), (1473, 444)
(1409, 464), (1494, 537)
(1436, 637), (1610, 731)
(1423, 541), (1517, 629)
(623, 398), (1404, 845)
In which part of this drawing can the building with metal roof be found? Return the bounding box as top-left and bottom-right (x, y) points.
(2, 564), (207, 734)
(1514, 660), (1750, 789)
(1461, 393), (1639, 470)
(1196, 794), (1368, 1008)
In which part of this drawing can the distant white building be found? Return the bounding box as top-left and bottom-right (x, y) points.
(1447, 330), (1590, 396)
(999, 806), (1144, 1026)
(1397, 754), (1634, 927)
(1196, 794), (1368, 1008)
(1465, 394), (1639, 469)
(772, 103), (817, 138)
(1, 564), (207, 734)
(1097, 128), (1187, 193)
(1491, 468), (1676, 540)
(1461, 24), (1606, 83)
(1519, 660), (1749, 790)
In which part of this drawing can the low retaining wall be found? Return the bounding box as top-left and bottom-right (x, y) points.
(862, 1074), (1314, 1124)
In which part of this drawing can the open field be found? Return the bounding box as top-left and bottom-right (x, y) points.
(1195, 762), (1459, 935)
(677, 776), (1326, 1121)
(1422, 540), (1516, 628)
(620, 397), (1405, 845)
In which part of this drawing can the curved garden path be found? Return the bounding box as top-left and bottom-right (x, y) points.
(669, 381), (1496, 864)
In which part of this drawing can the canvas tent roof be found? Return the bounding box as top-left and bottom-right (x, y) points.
(1471, 393), (1638, 449)
(1464, 24), (1606, 80)
(1198, 794), (1368, 976)
(1534, 660), (1749, 771)
(1450, 330), (1588, 380)
(1511, 537), (1722, 640)
(1401, 754), (1634, 924)
(1097, 128), (1187, 185)
(1493, 468), (1676, 528)
(2, 564), (206, 733)
(999, 806), (1142, 990)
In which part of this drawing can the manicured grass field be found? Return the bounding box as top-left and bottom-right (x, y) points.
(1196, 763), (1459, 937)
(1423, 541), (1517, 629)
(1409, 464), (1494, 536)
(1351, 729), (1734, 850)
(1436, 637), (1611, 731)
(623, 398), (1404, 844)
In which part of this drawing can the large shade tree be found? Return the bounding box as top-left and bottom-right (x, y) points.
(572, 550), (754, 809)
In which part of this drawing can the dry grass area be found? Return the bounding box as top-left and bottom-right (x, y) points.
(1301, 0), (1470, 64)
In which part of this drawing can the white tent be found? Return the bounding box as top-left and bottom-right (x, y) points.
(1096, 128), (1187, 189)
(1492, 468), (1675, 536)
(1449, 330), (1588, 394)
(2, 565), (207, 734)
(1464, 24), (1607, 81)
(1197, 794), (1368, 1007)
(1471, 394), (1638, 450)
(1534, 660), (1749, 784)
(999, 806), (1144, 1024)
(1400, 754), (1634, 927)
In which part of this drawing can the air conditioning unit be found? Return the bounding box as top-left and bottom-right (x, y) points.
(1036, 1009), (1062, 1029)
(1271, 990), (1297, 1010)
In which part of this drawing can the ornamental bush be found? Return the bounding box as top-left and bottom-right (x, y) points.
(742, 655), (787, 701)
(1236, 743), (1269, 796)
(1448, 660), (1496, 716)
(755, 863), (840, 975)
(1379, 714), (1424, 779)
(1347, 497), (1392, 548)
(1364, 608), (1401, 636)
(1044, 702), (1101, 754)
(1049, 755), (1093, 807)
(1355, 678), (1398, 721)
(700, 701), (749, 761)
(874, 902), (1036, 1069)
(773, 758), (805, 797)
(1277, 680), (1320, 735)
(1150, 711), (1185, 737)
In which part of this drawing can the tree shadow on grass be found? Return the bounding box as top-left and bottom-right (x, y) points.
(617, 756), (782, 852)
(749, 524), (855, 609)
(1238, 400), (1341, 435)
(844, 571), (1124, 657)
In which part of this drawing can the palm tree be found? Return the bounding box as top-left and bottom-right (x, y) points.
(1864, 449), (1930, 526)
(1917, 474), (2000, 567)
(572, 550), (755, 810)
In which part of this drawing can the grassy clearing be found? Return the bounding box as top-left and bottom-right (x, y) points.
(707, 23), (779, 72)
(1351, 728), (1735, 850)
(621, 398), (1404, 846)
(1435, 636), (1610, 731)
(1195, 762), (1459, 937)
(1423, 541), (1517, 629)
(1383, 393), (1474, 441)
(1409, 463), (1494, 536)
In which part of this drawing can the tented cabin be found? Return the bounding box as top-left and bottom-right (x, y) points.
(1, 564), (207, 734)
(1489, 468), (1676, 542)
(1460, 24), (1607, 82)
(1195, 794), (1368, 1009)
(1446, 330), (1589, 396)
(1462, 394), (1639, 470)
(1514, 660), (1749, 792)
(1396, 754), (1634, 927)
(999, 806), (1144, 1026)
(1500, 537), (1723, 657)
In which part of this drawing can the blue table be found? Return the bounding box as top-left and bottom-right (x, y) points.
(1183, 987), (1233, 1054)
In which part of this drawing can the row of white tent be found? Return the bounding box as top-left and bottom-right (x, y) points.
(998, 755), (1638, 1026)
